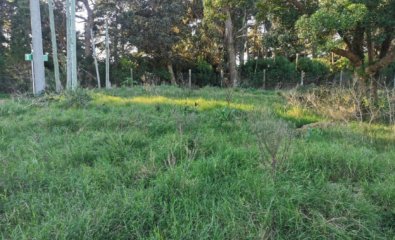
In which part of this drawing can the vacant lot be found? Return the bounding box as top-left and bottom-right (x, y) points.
(1, 86), (394, 239)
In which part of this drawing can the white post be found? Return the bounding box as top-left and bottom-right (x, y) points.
(301, 71), (305, 86)
(48, 0), (62, 92)
(91, 29), (101, 89)
(105, 19), (111, 89)
(295, 53), (299, 70)
(188, 69), (192, 88)
(29, 0), (46, 95)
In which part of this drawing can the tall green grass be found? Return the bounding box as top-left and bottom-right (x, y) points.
(1, 86), (394, 239)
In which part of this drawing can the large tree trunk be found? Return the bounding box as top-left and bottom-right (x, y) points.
(30, 0), (46, 95)
(82, 0), (93, 58)
(66, 0), (78, 90)
(167, 63), (177, 85)
(105, 20), (111, 89)
(91, 29), (100, 88)
(238, 8), (248, 83)
(371, 74), (379, 103)
(225, 8), (238, 88)
(82, 0), (94, 86)
(48, 0), (62, 92)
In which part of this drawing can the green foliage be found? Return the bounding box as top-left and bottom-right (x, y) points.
(296, 1), (368, 50)
(332, 57), (352, 72)
(61, 89), (93, 109)
(1, 86), (394, 239)
(242, 56), (298, 87)
(194, 58), (218, 86)
(297, 57), (330, 77)
(110, 58), (137, 87)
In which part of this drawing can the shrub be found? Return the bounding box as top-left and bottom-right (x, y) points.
(194, 59), (218, 86)
(242, 56), (298, 88)
(249, 110), (294, 175)
(297, 57), (330, 82)
(286, 86), (395, 124)
(61, 89), (92, 108)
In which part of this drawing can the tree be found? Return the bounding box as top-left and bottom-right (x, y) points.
(66, 0), (78, 90)
(109, 0), (192, 85)
(296, 0), (395, 97)
(203, 0), (257, 87)
(30, 0), (46, 95)
(256, 0), (319, 58)
(48, 0), (62, 92)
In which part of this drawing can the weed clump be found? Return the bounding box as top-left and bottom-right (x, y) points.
(61, 89), (92, 108)
(286, 86), (395, 124)
(249, 111), (294, 174)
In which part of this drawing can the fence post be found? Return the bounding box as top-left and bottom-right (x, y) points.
(130, 68), (133, 87)
(188, 69), (192, 89)
(301, 71), (305, 86)
(263, 69), (266, 90)
(340, 70), (343, 88)
(295, 53), (299, 70)
(220, 69), (224, 88)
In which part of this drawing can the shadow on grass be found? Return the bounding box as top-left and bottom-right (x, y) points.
(275, 105), (324, 128)
(303, 123), (395, 153)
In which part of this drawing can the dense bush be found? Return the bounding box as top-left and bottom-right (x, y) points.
(193, 59), (218, 86)
(379, 62), (395, 87)
(297, 57), (330, 82)
(241, 56), (298, 88)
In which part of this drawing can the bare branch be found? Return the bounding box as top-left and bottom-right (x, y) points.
(287, 0), (305, 12)
(366, 45), (395, 75)
(332, 48), (363, 67)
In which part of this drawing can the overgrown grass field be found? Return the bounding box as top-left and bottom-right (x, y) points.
(1, 86), (394, 239)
